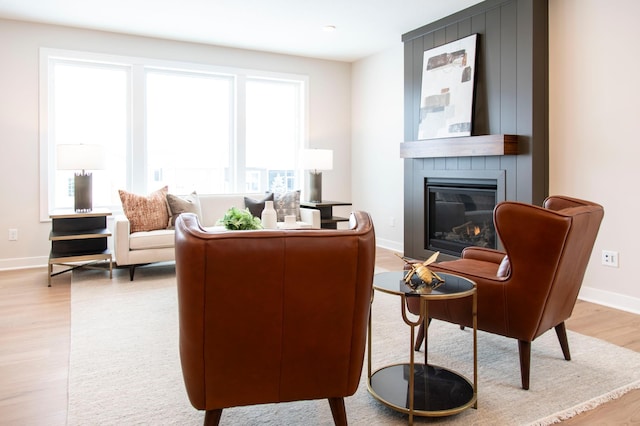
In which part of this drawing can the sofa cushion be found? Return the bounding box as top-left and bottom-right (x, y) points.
(167, 191), (202, 228)
(198, 195), (247, 227)
(118, 186), (170, 233)
(129, 229), (175, 250)
(273, 190), (301, 221)
(244, 193), (274, 218)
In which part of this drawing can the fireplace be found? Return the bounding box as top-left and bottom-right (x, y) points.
(426, 178), (497, 256)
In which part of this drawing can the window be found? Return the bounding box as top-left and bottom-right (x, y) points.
(245, 78), (303, 193)
(40, 49), (308, 219)
(49, 60), (129, 210)
(145, 70), (233, 194)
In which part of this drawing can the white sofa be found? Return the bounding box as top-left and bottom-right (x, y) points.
(114, 193), (320, 280)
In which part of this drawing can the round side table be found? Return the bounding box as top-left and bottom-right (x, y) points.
(367, 271), (477, 424)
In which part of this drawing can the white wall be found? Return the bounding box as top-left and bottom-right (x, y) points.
(351, 44), (405, 252)
(351, 0), (640, 313)
(549, 0), (640, 312)
(0, 18), (351, 269)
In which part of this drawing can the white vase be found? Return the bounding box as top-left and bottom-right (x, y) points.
(261, 200), (277, 229)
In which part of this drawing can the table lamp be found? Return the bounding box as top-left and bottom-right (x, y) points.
(302, 148), (333, 202)
(57, 144), (106, 212)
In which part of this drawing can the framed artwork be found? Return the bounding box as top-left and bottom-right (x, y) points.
(418, 34), (478, 140)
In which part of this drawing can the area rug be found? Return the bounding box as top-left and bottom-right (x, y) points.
(68, 266), (640, 425)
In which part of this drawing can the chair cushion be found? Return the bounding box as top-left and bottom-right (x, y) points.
(119, 186), (170, 233)
(434, 258), (502, 281)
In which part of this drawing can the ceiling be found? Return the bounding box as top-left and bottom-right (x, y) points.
(0, 0), (482, 62)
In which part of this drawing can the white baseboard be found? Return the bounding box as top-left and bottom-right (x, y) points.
(376, 239), (403, 253)
(0, 256), (48, 271)
(2, 252), (638, 316)
(578, 285), (640, 315)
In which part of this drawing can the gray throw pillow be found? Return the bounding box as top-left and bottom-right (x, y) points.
(166, 191), (202, 228)
(273, 190), (301, 222)
(244, 193), (275, 218)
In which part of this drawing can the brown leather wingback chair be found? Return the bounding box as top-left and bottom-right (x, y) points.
(175, 211), (376, 425)
(407, 196), (604, 390)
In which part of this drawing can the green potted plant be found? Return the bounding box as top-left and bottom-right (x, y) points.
(217, 207), (263, 230)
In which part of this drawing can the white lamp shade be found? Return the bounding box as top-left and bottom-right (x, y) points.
(301, 149), (333, 171)
(57, 144), (106, 171)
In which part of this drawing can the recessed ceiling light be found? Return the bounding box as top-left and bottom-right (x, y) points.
(323, 25), (336, 32)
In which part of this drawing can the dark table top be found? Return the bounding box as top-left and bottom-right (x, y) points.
(373, 271), (476, 300)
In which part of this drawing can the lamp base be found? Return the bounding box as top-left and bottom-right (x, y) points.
(74, 173), (93, 212)
(307, 171), (322, 203)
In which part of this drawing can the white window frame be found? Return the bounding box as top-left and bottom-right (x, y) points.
(39, 48), (309, 221)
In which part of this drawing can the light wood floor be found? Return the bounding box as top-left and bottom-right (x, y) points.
(1, 248), (638, 425)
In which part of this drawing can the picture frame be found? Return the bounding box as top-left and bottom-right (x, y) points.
(418, 34), (478, 140)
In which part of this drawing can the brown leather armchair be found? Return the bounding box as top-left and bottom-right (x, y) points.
(175, 211), (376, 425)
(407, 195), (604, 390)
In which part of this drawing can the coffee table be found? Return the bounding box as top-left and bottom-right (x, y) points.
(367, 271), (477, 424)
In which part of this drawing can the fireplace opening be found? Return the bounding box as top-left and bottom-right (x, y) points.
(426, 179), (497, 256)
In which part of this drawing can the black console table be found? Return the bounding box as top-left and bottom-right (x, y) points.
(48, 209), (112, 286)
(300, 200), (351, 229)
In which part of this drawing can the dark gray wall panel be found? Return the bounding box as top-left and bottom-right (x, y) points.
(402, 0), (548, 260)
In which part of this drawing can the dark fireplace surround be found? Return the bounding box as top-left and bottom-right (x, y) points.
(402, 0), (549, 261)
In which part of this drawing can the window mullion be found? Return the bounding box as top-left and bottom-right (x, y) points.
(131, 65), (146, 193)
(235, 75), (246, 192)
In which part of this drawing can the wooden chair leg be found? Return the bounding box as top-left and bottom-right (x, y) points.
(129, 265), (136, 281)
(414, 322), (425, 351)
(328, 397), (347, 426)
(555, 322), (572, 360)
(518, 340), (531, 390)
(204, 409), (222, 426)
(414, 318), (433, 351)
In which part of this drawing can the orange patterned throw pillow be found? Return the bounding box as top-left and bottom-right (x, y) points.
(118, 186), (170, 233)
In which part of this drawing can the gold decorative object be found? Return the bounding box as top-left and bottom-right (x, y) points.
(396, 251), (445, 292)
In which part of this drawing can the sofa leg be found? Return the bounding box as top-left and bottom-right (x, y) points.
(518, 340), (531, 390)
(328, 397), (347, 426)
(129, 265), (135, 281)
(204, 409), (222, 426)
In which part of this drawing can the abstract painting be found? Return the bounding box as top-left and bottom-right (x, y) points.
(418, 34), (478, 140)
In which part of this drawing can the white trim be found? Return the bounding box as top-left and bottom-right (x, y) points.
(0, 256), (49, 271)
(578, 285), (640, 315)
(375, 239), (404, 254)
(3, 250), (639, 317)
(40, 47), (309, 86)
(39, 48), (51, 222)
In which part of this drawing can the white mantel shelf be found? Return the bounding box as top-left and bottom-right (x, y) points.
(400, 134), (518, 159)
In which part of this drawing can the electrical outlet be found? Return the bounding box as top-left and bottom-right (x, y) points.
(389, 217), (396, 227)
(8, 228), (18, 241)
(601, 250), (618, 267)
